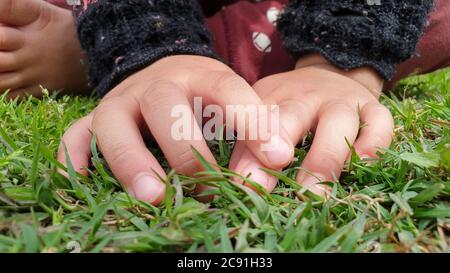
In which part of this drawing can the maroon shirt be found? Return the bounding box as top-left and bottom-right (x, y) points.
(47, 0), (450, 85)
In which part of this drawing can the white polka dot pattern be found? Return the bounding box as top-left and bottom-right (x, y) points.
(266, 7), (280, 26)
(252, 32), (272, 53)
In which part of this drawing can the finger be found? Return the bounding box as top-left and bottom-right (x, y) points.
(192, 71), (294, 169)
(0, 72), (25, 92)
(0, 27), (24, 51)
(229, 97), (315, 192)
(277, 99), (316, 145)
(228, 141), (246, 171)
(5, 85), (48, 98)
(227, 88), (380, 196)
(297, 103), (360, 196)
(229, 141), (279, 193)
(92, 95), (166, 205)
(0, 52), (22, 72)
(140, 80), (217, 199)
(0, 0), (44, 26)
(353, 103), (394, 159)
(57, 114), (93, 176)
(228, 99), (316, 194)
(4, 88), (26, 99)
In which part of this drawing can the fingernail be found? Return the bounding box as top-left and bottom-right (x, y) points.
(360, 154), (378, 166)
(241, 163), (278, 191)
(262, 135), (293, 166)
(301, 177), (328, 196)
(131, 174), (166, 204)
(194, 184), (216, 203)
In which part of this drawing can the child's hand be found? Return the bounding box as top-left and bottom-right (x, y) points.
(0, 0), (88, 97)
(57, 55), (294, 204)
(230, 54), (394, 196)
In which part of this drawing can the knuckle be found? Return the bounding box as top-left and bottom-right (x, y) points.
(366, 102), (389, 112)
(170, 147), (203, 175)
(71, 116), (93, 138)
(92, 98), (119, 120)
(1, 73), (25, 87)
(323, 154), (343, 174)
(141, 80), (182, 106)
(106, 143), (136, 168)
(372, 130), (394, 148)
(326, 100), (355, 113)
(15, 72), (24, 83)
(323, 101), (359, 122)
(36, 2), (53, 27)
(1, 54), (16, 66)
(173, 156), (201, 175)
(212, 72), (247, 94)
(280, 99), (311, 113)
(91, 105), (124, 133)
(365, 102), (393, 119)
(307, 147), (344, 175)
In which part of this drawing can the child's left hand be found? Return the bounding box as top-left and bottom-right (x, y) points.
(230, 54), (394, 196)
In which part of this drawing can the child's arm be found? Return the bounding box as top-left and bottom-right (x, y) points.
(229, 1), (436, 195)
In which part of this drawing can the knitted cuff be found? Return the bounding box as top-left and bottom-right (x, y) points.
(277, 0), (435, 80)
(76, 0), (217, 97)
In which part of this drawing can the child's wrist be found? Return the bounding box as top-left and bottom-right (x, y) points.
(295, 54), (385, 99)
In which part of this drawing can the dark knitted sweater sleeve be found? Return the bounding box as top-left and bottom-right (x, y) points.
(277, 0), (435, 80)
(76, 0), (216, 97)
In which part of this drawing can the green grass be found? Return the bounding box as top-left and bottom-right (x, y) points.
(0, 69), (449, 253)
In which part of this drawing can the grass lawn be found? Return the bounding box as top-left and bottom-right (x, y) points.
(0, 68), (449, 253)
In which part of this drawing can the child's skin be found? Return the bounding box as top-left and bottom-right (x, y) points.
(230, 54), (393, 195)
(0, 0), (88, 97)
(0, 0), (394, 203)
(58, 53), (393, 202)
(56, 55), (295, 204)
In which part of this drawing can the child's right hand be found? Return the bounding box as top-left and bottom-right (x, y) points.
(57, 55), (294, 205)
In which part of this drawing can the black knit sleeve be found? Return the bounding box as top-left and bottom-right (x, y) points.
(76, 0), (217, 97)
(277, 0), (435, 80)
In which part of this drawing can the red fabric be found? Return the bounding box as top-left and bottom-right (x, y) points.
(203, 0), (450, 85)
(48, 0), (450, 85)
(206, 0), (293, 84)
(46, 0), (70, 9)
